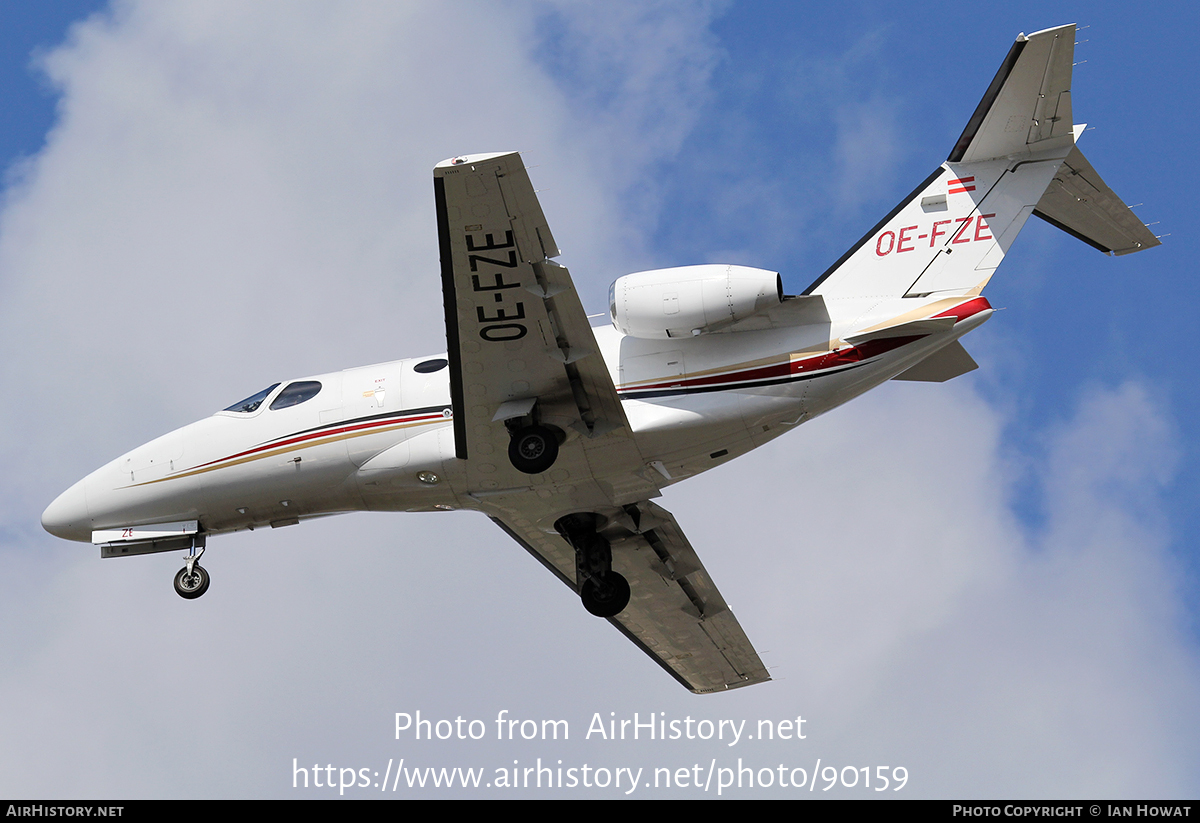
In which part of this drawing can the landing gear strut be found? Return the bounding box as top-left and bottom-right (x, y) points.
(174, 538), (209, 599)
(556, 513), (630, 618)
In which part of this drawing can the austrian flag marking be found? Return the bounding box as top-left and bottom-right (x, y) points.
(947, 176), (976, 194)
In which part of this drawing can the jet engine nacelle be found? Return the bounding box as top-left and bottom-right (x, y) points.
(609, 264), (783, 339)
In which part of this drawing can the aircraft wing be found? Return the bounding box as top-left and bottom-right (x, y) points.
(490, 499), (771, 694)
(433, 152), (655, 505)
(435, 154), (767, 692)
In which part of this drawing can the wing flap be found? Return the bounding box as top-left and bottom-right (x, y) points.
(619, 502), (771, 691)
(533, 259), (633, 438)
(490, 500), (770, 694)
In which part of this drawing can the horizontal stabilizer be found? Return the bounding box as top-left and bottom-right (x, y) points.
(892, 340), (978, 383)
(1033, 146), (1161, 255)
(949, 24), (1076, 164)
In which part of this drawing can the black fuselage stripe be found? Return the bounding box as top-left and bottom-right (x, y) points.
(618, 361), (866, 399)
(262, 405), (450, 445)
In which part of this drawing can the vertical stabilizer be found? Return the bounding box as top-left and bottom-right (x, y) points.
(949, 24), (1077, 163)
(806, 25), (1084, 300)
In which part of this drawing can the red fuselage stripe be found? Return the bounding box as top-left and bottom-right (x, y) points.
(192, 413), (445, 470)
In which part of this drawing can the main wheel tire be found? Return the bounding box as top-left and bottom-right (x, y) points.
(174, 564), (210, 599)
(581, 572), (630, 618)
(508, 425), (559, 474)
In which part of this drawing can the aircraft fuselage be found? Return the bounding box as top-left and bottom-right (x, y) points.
(42, 293), (990, 543)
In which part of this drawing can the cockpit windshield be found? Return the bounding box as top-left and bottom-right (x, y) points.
(223, 383), (281, 414)
(269, 381), (323, 410)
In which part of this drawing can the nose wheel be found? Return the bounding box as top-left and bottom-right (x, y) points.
(174, 542), (209, 599)
(174, 564), (210, 599)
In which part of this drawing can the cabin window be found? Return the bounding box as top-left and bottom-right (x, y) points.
(413, 358), (448, 373)
(223, 383), (280, 414)
(269, 381), (323, 410)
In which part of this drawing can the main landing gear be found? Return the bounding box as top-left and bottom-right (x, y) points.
(556, 513), (630, 618)
(581, 573), (631, 619)
(507, 425), (559, 474)
(174, 539), (209, 599)
(499, 399), (562, 475)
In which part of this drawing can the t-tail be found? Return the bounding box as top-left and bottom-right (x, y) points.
(804, 23), (1159, 304)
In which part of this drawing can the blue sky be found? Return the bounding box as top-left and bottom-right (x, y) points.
(0, 2), (105, 171)
(0, 1), (1196, 798)
(541, 1), (1200, 606)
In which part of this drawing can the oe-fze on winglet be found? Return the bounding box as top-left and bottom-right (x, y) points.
(43, 25), (1157, 694)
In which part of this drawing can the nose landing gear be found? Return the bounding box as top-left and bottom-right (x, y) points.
(174, 539), (209, 599)
(174, 564), (209, 599)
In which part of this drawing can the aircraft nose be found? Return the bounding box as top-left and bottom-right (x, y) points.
(41, 479), (92, 543)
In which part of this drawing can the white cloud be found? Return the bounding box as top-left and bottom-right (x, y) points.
(677, 378), (1198, 796)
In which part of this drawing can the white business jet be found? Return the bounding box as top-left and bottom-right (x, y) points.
(42, 25), (1157, 693)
